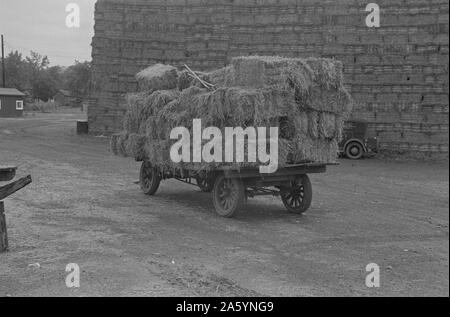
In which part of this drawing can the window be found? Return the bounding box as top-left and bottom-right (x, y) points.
(0, 99), (2, 110)
(16, 100), (23, 110)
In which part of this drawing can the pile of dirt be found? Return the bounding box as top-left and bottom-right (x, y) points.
(111, 56), (353, 172)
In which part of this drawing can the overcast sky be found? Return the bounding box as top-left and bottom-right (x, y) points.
(0, 0), (96, 66)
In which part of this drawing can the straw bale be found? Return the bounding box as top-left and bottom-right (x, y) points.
(206, 66), (235, 87)
(307, 111), (319, 139)
(318, 112), (337, 140)
(125, 133), (147, 160)
(136, 64), (178, 92)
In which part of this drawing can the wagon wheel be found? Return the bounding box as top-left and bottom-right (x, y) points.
(212, 175), (244, 218)
(139, 162), (161, 196)
(345, 142), (364, 160)
(196, 176), (214, 192)
(281, 174), (312, 214)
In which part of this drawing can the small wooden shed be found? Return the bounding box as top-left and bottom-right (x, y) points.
(0, 88), (26, 117)
(54, 89), (74, 107)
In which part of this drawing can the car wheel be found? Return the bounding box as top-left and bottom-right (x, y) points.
(345, 142), (364, 160)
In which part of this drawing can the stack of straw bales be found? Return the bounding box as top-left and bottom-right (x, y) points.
(111, 56), (353, 172)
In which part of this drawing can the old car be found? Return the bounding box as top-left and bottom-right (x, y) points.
(339, 120), (378, 160)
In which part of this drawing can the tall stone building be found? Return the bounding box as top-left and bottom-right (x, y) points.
(90, 0), (449, 154)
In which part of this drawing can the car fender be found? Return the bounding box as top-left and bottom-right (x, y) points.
(344, 139), (367, 153)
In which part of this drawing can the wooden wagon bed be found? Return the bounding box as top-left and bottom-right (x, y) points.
(137, 161), (336, 218)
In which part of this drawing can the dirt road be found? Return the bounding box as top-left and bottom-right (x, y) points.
(0, 110), (448, 297)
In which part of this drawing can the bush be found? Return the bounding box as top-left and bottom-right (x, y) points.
(25, 100), (58, 113)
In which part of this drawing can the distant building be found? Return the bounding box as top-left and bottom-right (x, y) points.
(54, 90), (75, 107)
(0, 88), (25, 117)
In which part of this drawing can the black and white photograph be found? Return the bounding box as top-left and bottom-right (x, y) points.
(0, 0), (448, 301)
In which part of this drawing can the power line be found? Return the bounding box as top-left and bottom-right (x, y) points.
(3, 39), (89, 60)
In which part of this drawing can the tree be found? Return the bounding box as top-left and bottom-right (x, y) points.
(2, 51), (28, 90)
(25, 51), (49, 74)
(25, 51), (54, 101)
(32, 73), (56, 101)
(0, 49), (91, 103)
(63, 61), (91, 104)
(46, 66), (65, 96)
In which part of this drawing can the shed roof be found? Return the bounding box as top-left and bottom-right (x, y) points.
(0, 88), (26, 97)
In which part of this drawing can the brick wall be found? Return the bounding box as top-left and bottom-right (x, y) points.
(90, 0), (449, 154)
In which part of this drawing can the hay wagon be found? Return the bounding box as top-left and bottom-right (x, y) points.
(138, 161), (331, 218)
(114, 57), (351, 218)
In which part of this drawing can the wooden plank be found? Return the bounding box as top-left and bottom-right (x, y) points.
(0, 175), (32, 200)
(0, 202), (8, 252)
(223, 164), (328, 179)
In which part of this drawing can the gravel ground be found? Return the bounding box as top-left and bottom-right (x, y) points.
(0, 109), (448, 297)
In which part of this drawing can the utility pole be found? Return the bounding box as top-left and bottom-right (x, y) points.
(1, 34), (5, 88)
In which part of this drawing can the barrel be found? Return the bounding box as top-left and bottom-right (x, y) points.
(77, 120), (89, 135)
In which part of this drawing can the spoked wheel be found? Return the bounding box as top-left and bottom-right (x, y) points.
(345, 142), (364, 160)
(212, 175), (244, 218)
(196, 176), (214, 193)
(139, 162), (161, 196)
(281, 174), (312, 214)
